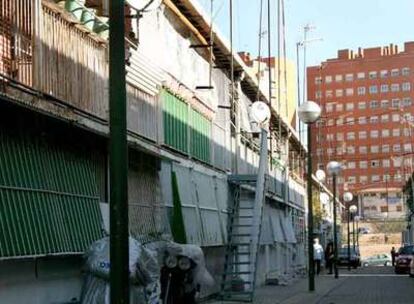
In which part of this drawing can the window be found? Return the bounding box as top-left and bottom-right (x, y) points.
(315, 77), (322, 84)
(371, 160), (380, 168)
(345, 73), (354, 82)
(345, 88), (354, 96)
(358, 101), (366, 109)
(394, 174), (402, 182)
(404, 128), (411, 137)
(402, 82), (411, 91)
(370, 116), (378, 124)
(391, 99), (400, 109)
(360, 176), (368, 183)
(326, 103), (334, 112)
(347, 162), (356, 169)
(358, 131), (367, 139)
(381, 114), (389, 123)
(393, 157), (402, 167)
(372, 175), (380, 182)
(370, 145), (379, 153)
(327, 148), (334, 155)
(380, 70), (388, 78)
(335, 74), (343, 82)
(327, 134), (334, 141)
(391, 84), (400, 92)
(336, 117), (343, 125)
(347, 132), (355, 140)
(358, 117), (366, 124)
(393, 144), (401, 152)
(402, 67), (410, 76)
(359, 146), (367, 154)
(380, 84), (389, 92)
(382, 160), (390, 168)
(381, 129), (390, 137)
(317, 163), (324, 170)
(336, 104), (343, 112)
(391, 68), (399, 77)
(392, 113), (400, 122)
(325, 75), (332, 83)
(369, 71), (377, 79)
(381, 100), (389, 108)
(315, 91), (322, 98)
(336, 147), (343, 155)
(392, 128), (400, 137)
(370, 100), (379, 108)
(346, 102), (354, 111)
(370, 130), (379, 138)
(336, 133), (344, 140)
(357, 72), (365, 79)
(346, 146), (355, 154)
(348, 176), (356, 184)
(359, 161), (368, 169)
(335, 89), (343, 97)
(316, 148), (323, 156)
(346, 117), (354, 125)
(403, 97), (412, 107)
(404, 143), (412, 152)
(382, 144), (390, 153)
(357, 87), (366, 95)
(369, 85), (378, 94)
(326, 90), (333, 98)
(403, 113), (412, 122)
(327, 119), (334, 126)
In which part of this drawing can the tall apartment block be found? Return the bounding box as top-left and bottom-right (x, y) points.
(307, 42), (414, 219)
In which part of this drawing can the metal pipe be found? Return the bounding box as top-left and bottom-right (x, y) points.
(109, 0), (129, 303)
(352, 214), (356, 251)
(347, 208), (351, 271)
(307, 124), (314, 291)
(333, 174), (339, 279)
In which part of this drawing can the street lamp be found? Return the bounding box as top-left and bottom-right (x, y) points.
(298, 100), (321, 292)
(350, 205), (358, 251)
(327, 161), (342, 279)
(343, 192), (353, 271)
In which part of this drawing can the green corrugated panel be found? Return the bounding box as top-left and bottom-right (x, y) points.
(0, 126), (104, 258)
(162, 89), (188, 153)
(190, 108), (211, 163)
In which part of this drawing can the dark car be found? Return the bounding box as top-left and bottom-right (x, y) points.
(337, 246), (360, 268)
(395, 245), (414, 274)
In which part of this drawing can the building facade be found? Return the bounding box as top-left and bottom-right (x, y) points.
(308, 42), (414, 219)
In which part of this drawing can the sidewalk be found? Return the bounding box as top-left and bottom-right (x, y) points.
(207, 273), (348, 304)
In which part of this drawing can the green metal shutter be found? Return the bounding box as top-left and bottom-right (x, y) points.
(0, 124), (104, 258)
(190, 108), (211, 163)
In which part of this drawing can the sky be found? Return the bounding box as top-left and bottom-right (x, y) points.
(197, 0), (414, 66)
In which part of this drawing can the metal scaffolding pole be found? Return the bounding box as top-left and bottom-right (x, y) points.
(109, 1), (129, 303)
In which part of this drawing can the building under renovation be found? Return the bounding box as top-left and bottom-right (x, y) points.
(0, 0), (337, 302)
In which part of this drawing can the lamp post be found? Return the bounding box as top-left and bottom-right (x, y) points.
(350, 205), (358, 251)
(298, 100), (321, 292)
(343, 192), (353, 271)
(327, 161), (342, 279)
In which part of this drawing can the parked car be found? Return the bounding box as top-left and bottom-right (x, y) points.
(358, 227), (370, 234)
(337, 246), (361, 268)
(361, 254), (392, 267)
(395, 245), (414, 274)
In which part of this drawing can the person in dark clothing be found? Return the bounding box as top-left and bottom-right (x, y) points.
(325, 241), (334, 274)
(391, 247), (396, 266)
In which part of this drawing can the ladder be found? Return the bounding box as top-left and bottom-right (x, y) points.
(220, 129), (268, 302)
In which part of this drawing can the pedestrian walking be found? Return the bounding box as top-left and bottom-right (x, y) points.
(325, 241), (334, 274)
(313, 238), (324, 275)
(391, 246), (396, 266)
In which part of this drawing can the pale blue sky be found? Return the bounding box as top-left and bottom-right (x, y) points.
(199, 0), (414, 66)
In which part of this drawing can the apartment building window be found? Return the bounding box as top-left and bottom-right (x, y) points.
(335, 74), (343, 82)
(393, 144), (401, 152)
(326, 90), (333, 98)
(370, 145), (379, 153)
(370, 130), (379, 138)
(345, 88), (354, 96)
(336, 104), (343, 112)
(382, 144), (390, 153)
(380, 70), (388, 78)
(346, 146), (355, 154)
(380, 84), (389, 93)
(383, 159), (390, 168)
(315, 91), (322, 98)
(357, 72), (365, 79)
(327, 148), (334, 155)
(402, 67), (410, 76)
(381, 100), (389, 108)
(403, 113), (412, 122)
(371, 160), (380, 168)
(316, 148), (323, 156)
(360, 176), (368, 183)
(358, 116), (366, 124)
(372, 175), (380, 182)
(345, 73), (354, 82)
(392, 129), (400, 137)
(369, 71), (377, 79)
(358, 131), (367, 139)
(394, 174), (402, 182)
(391, 68), (399, 77)
(381, 114), (389, 123)
(403, 97), (412, 107)
(391, 99), (401, 109)
(370, 116), (378, 124)
(369, 85), (378, 94)
(325, 75), (332, 83)
(405, 158), (412, 166)
(359, 161), (368, 169)
(337, 118), (344, 126)
(404, 128), (411, 137)
(404, 143), (412, 152)
(336, 132), (344, 140)
(381, 129), (390, 137)
(348, 176), (356, 184)
(336, 89), (343, 97)
(315, 77), (322, 84)
(391, 84), (400, 92)
(392, 113), (400, 122)
(357, 87), (366, 95)
(337, 177), (344, 184)
(358, 101), (366, 109)
(370, 100), (379, 108)
(346, 102), (354, 111)
(347, 161), (356, 169)
(327, 119), (334, 126)
(326, 103), (334, 112)
(347, 132), (355, 140)
(327, 134), (334, 141)
(336, 147), (343, 155)
(318, 163), (324, 170)
(393, 157), (402, 167)
(346, 117), (354, 125)
(359, 146), (367, 154)
(402, 82), (411, 91)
